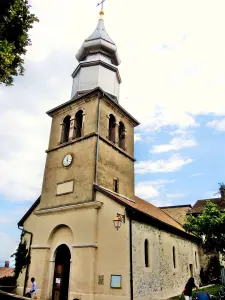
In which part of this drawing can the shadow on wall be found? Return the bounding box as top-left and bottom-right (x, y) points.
(200, 256), (221, 286)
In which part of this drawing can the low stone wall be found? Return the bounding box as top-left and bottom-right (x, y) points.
(0, 290), (30, 300)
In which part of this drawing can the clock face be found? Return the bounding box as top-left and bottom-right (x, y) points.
(63, 154), (73, 167)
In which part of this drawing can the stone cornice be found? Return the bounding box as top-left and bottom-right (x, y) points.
(46, 132), (136, 161)
(72, 243), (98, 248)
(31, 244), (51, 249)
(46, 132), (96, 153)
(46, 87), (139, 126)
(35, 201), (103, 216)
(99, 135), (135, 161)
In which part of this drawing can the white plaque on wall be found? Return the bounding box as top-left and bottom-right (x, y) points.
(56, 180), (74, 195)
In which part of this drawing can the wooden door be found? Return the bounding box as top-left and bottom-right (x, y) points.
(53, 264), (64, 300)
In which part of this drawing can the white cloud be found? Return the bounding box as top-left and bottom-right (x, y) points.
(151, 137), (198, 153)
(207, 119), (225, 132)
(150, 199), (173, 207)
(134, 133), (142, 142)
(135, 183), (159, 199)
(135, 154), (193, 174)
(166, 193), (185, 198)
(0, 110), (49, 201)
(191, 172), (203, 177)
(0, 232), (18, 263)
(0, 217), (11, 223)
(135, 179), (175, 200)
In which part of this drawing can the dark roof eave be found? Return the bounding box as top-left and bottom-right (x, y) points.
(17, 196), (41, 227)
(159, 204), (192, 209)
(46, 87), (140, 126)
(93, 184), (200, 242)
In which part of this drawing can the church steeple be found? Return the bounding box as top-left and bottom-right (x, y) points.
(71, 13), (121, 101)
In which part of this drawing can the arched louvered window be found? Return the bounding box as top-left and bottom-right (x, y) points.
(108, 114), (116, 143)
(74, 110), (83, 138)
(144, 239), (149, 268)
(118, 121), (126, 150)
(61, 116), (71, 143)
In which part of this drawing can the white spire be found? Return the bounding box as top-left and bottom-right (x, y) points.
(71, 14), (121, 101)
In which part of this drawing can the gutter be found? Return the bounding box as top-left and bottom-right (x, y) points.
(129, 217), (134, 300)
(18, 226), (33, 296)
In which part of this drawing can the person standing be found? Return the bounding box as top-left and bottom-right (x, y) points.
(180, 277), (198, 300)
(25, 277), (37, 299)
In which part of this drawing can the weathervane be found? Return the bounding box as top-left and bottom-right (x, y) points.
(96, 0), (106, 17)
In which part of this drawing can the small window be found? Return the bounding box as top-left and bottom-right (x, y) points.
(108, 114), (116, 143)
(172, 246), (176, 268)
(195, 251), (197, 269)
(189, 264), (193, 277)
(113, 178), (119, 193)
(74, 110), (83, 138)
(60, 116), (71, 143)
(144, 239), (149, 267)
(118, 122), (126, 150)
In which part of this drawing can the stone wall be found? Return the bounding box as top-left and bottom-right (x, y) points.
(161, 206), (191, 225)
(132, 221), (200, 300)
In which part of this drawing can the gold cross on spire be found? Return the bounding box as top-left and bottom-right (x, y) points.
(96, 0), (106, 17)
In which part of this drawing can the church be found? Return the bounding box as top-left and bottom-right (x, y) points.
(16, 9), (201, 300)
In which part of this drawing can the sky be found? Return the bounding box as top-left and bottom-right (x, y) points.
(1, 0), (225, 264)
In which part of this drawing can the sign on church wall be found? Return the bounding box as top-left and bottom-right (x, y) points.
(56, 180), (74, 195)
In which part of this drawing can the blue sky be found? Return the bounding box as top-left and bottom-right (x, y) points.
(1, 0), (225, 264)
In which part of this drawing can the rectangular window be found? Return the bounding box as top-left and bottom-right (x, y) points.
(145, 239), (149, 267)
(195, 251), (198, 269)
(173, 246), (176, 269)
(113, 178), (119, 193)
(111, 275), (122, 289)
(189, 264), (193, 277)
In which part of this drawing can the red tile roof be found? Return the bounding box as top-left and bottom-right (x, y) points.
(94, 184), (197, 239)
(190, 198), (225, 214)
(0, 267), (14, 278)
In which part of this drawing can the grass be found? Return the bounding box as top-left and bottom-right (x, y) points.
(171, 284), (222, 300)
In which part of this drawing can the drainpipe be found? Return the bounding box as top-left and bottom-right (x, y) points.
(18, 226), (33, 296)
(129, 218), (133, 300)
(94, 94), (102, 184)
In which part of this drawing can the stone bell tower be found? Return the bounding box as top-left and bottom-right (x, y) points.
(39, 11), (139, 210)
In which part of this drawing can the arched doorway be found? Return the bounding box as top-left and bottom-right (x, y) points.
(52, 244), (71, 300)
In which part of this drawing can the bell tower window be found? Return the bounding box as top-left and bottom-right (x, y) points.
(61, 116), (71, 143)
(113, 178), (119, 193)
(118, 121), (126, 150)
(108, 114), (116, 143)
(74, 110), (83, 138)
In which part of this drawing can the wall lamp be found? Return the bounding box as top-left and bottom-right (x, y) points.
(113, 213), (125, 230)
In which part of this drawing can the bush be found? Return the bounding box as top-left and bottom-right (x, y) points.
(0, 276), (16, 287)
(0, 276), (16, 292)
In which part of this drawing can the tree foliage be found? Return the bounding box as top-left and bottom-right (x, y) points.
(11, 235), (30, 279)
(184, 201), (225, 256)
(0, 0), (38, 85)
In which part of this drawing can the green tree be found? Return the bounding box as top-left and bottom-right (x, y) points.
(0, 0), (38, 85)
(11, 236), (30, 279)
(184, 201), (225, 256)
